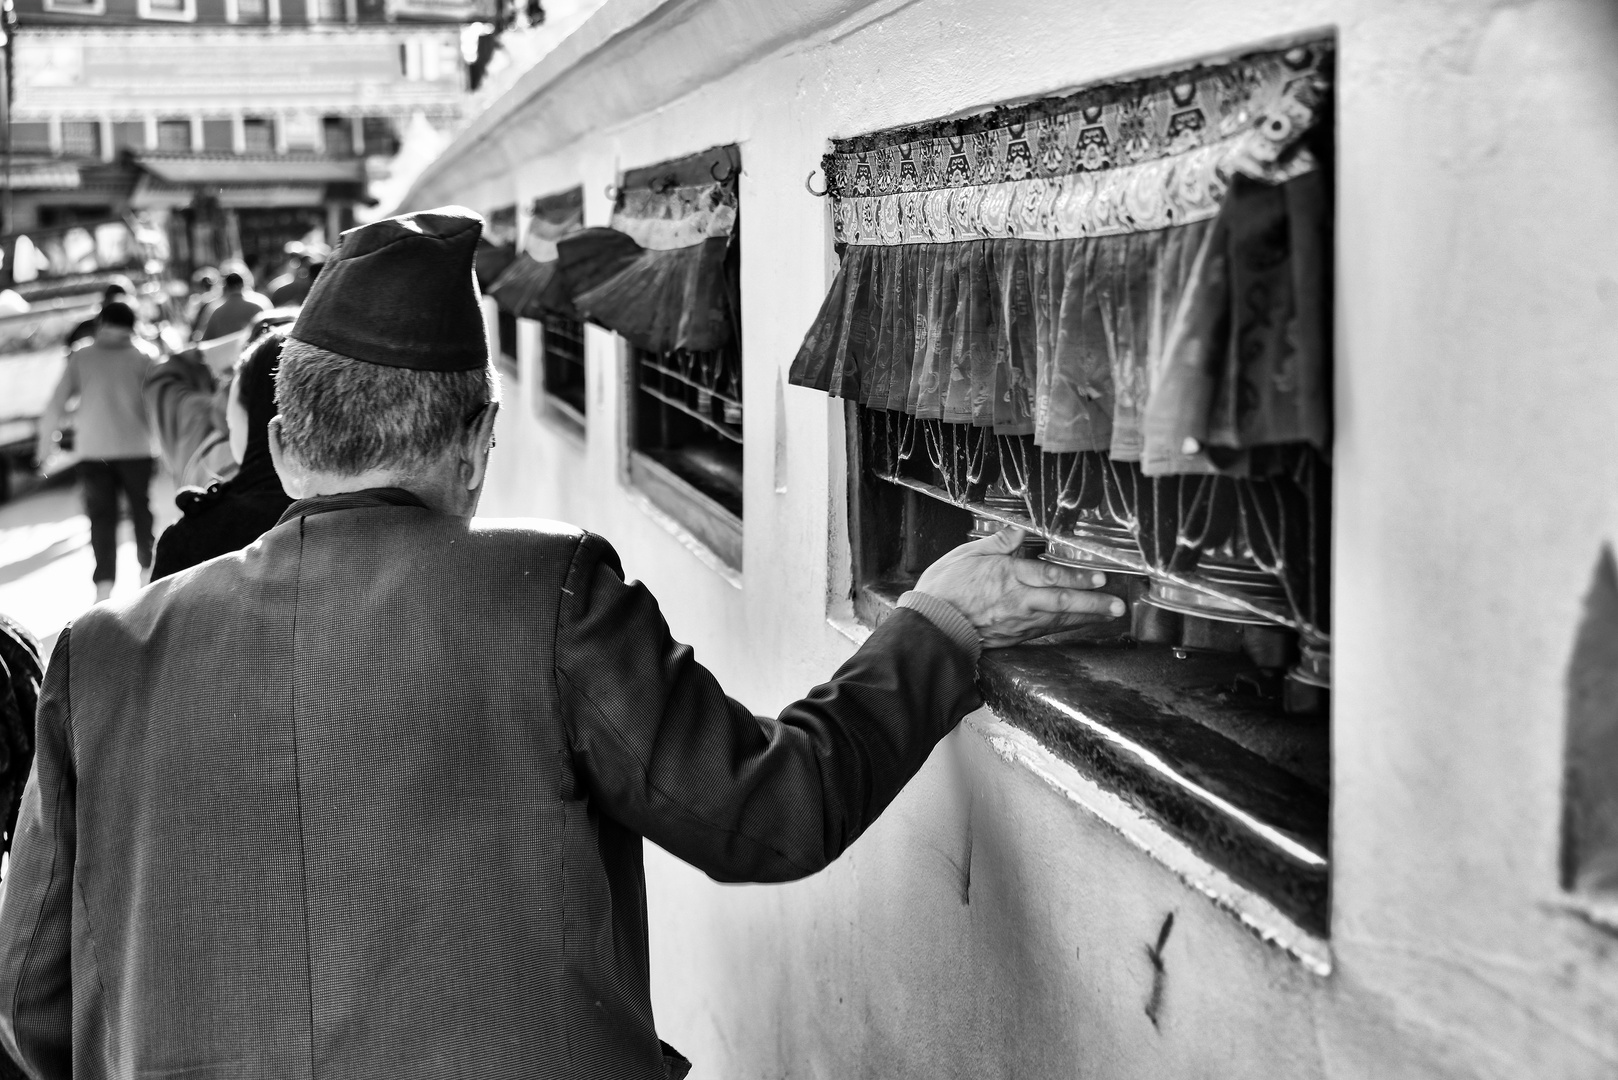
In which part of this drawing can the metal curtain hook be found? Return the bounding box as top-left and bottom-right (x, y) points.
(604, 183), (619, 203)
(709, 158), (736, 184)
(805, 169), (828, 197)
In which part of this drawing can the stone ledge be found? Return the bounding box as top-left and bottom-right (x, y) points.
(861, 581), (1330, 940)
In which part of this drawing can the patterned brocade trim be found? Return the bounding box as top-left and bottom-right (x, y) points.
(610, 181), (738, 251)
(833, 132), (1319, 245)
(825, 42), (1331, 200)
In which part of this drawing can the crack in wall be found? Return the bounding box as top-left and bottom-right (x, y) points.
(1144, 911), (1175, 1030)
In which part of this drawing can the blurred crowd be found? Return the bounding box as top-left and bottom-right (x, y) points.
(25, 241), (328, 601)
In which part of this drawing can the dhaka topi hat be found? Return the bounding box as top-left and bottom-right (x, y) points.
(290, 206), (488, 372)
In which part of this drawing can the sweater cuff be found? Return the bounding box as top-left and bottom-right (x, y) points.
(897, 591), (982, 666)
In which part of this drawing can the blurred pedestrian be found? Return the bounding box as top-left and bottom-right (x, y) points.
(143, 342), (232, 489)
(266, 242), (327, 307)
(149, 333), (292, 580)
(194, 271), (269, 343)
(64, 281), (132, 349)
(35, 301), (160, 602)
(183, 266), (220, 328)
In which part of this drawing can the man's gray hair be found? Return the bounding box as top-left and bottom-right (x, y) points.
(275, 338), (500, 476)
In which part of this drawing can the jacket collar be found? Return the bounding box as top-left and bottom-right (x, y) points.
(277, 486), (429, 526)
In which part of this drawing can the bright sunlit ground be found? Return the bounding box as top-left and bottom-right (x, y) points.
(0, 470), (179, 658)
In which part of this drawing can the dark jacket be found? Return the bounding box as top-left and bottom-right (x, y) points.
(0, 612), (39, 854)
(151, 335), (292, 580)
(0, 489), (980, 1079)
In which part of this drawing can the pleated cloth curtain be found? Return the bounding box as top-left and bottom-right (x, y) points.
(789, 42), (1334, 478)
(556, 144), (741, 355)
(488, 187), (587, 320)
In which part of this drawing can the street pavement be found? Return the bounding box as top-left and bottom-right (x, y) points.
(0, 471), (178, 658)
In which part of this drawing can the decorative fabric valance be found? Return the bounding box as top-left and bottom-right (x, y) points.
(789, 42), (1333, 477)
(474, 204), (519, 293)
(557, 143), (740, 354)
(487, 187), (587, 320)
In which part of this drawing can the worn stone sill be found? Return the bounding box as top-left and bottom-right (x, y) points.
(858, 582), (1331, 948)
(537, 395), (587, 445)
(624, 455), (744, 589)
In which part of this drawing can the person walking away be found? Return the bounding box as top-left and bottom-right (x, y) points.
(63, 281), (132, 350)
(149, 332), (292, 579)
(35, 301), (159, 602)
(267, 243), (327, 307)
(194, 272), (269, 343)
(183, 267), (220, 330)
(0, 208), (1124, 1079)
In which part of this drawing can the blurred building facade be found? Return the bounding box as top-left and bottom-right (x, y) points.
(2, 0), (485, 280)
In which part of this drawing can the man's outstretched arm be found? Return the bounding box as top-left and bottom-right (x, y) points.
(556, 526), (1123, 882)
(0, 630), (77, 1079)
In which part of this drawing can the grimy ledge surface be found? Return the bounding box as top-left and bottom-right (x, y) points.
(976, 639), (1330, 938)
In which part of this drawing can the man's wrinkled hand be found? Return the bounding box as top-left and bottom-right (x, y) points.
(913, 525), (1126, 650)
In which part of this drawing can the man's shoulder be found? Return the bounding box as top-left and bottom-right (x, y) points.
(67, 554), (241, 660)
(297, 507), (604, 570)
(468, 516), (593, 556)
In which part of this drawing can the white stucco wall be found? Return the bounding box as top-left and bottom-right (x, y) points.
(409, 0), (1618, 1075)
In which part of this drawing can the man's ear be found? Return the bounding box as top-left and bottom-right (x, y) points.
(266, 417), (306, 499)
(462, 401), (501, 492)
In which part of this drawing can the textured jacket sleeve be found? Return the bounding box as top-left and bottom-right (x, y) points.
(0, 630), (76, 1079)
(554, 533), (983, 883)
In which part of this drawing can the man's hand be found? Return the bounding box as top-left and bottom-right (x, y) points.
(913, 525), (1126, 650)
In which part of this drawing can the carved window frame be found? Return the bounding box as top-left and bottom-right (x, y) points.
(811, 40), (1338, 953)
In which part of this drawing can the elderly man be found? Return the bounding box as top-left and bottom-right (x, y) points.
(0, 209), (1121, 1079)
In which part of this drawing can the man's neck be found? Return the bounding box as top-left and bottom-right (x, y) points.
(93, 329), (134, 348)
(294, 468), (473, 518)
(299, 469), (414, 500)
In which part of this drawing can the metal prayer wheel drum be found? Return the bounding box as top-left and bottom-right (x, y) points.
(1038, 518), (1141, 574)
(1138, 553), (1319, 702)
(971, 491), (1043, 556)
(1132, 598), (1182, 644)
(1283, 640), (1331, 714)
(1140, 553), (1291, 625)
(1039, 520), (1147, 628)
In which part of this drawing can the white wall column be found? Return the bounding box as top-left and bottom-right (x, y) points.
(268, 0), (281, 22)
(47, 116), (62, 155)
(275, 112), (290, 154)
(98, 117), (114, 162)
(190, 115), (205, 152)
(351, 114), (366, 155)
(143, 115), (159, 151)
(231, 112), (247, 154)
